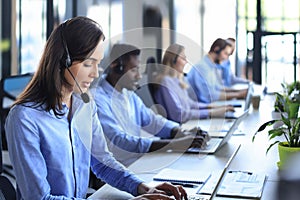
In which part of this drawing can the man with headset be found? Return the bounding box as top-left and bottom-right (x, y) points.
(217, 38), (249, 87)
(186, 38), (248, 103)
(91, 43), (209, 167)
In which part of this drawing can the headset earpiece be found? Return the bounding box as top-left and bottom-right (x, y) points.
(65, 53), (72, 68)
(215, 39), (231, 55)
(173, 55), (179, 64)
(114, 57), (124, 74)
(61, 24), (72, 68)
(173, 45), (183, 64)
(215, 47), (222, 55)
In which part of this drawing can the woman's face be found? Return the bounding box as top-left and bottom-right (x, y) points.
(64, 40), (104, 94)
(173, 50), (187, 74)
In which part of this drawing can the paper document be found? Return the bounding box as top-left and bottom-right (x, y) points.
(217, 170), (267, 198)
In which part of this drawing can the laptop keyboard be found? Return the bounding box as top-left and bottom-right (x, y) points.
(187, 138), (220, 153)
(203, 138), (219, 150)
(188, 194), (210, 200)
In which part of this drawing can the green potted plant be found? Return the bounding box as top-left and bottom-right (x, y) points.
(252, 88), (300, 170)
(272, 82), (300, 129)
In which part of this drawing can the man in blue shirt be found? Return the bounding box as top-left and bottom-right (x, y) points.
(217, 38), (249, 87)
(92, 43), (209, 166)
(187, 38), (248, 103)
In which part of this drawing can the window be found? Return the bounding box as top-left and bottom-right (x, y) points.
(238, 0), (300, 88)
(16, 0), (47, 74)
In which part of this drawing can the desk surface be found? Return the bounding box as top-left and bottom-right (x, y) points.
(90, 94), (280, 200)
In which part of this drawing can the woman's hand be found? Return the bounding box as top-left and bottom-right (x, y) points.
(209, 105), (235, 118)
(135, 182), (188, 200)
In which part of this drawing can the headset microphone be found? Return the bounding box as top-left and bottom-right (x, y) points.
(66, 67), (90, 103)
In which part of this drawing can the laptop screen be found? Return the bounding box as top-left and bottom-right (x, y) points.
(244, 82), (254, 111)
(208, 144), (241, 199)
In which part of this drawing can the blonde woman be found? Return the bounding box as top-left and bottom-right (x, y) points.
(153, 44), (234, 123)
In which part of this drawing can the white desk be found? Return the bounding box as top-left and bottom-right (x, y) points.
(90, 95), (280, 200)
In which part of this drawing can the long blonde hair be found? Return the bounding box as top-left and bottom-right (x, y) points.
(155, 43), (189, 89)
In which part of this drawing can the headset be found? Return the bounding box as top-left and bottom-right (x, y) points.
(114, 56), (125, 74)
(173, 45), (183, 64)
(61, 22), (72, 68)
(60, 23), (90, 103)
(214, 39), (231, 55)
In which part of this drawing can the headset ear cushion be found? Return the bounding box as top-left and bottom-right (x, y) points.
(173, 55), (178, 64)
(114, 64), (123, 74)
(113, 58), (124, 74)
(215, 47), (221, 54)
(65, 54), (72, 68)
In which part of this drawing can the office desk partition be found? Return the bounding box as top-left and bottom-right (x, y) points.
(89, 94), (280, 200)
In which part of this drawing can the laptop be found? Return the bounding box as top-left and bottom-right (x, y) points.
(186, 110), (247, 154)
(224, 82), (254, 119)
(188, 144), (241, 200)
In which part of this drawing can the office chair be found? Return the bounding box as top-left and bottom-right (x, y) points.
(135, 57), (157, 107)
(145, 56), (159, 98)
(0, 73), (32, 200)
(0, 114), (16, 200)
(0, 174), (16, 200)
(135, 57), (166, 117)
(0, 73), (33, 150)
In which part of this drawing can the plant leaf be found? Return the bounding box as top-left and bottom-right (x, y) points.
(292, 118), (300, 137)
(266, 141), (280, 154)
(257, 120), (277, 132)
(281, 112), (291, 127)
(287, 102), (299, 119)
(268, 128), (287, 139)
(252, 120), (278, 142)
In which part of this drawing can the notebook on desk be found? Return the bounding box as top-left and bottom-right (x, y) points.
(186, 110), (247, 154)
(153, 168), (211, 185)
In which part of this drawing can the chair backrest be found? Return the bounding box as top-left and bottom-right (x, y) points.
(0, 176), (16, 200)
(135, 57), (157, 108)
(0, 73), (33, 102)
(145, 56), (159, 97)
(135, 57), (167, 117)
(0, 124), (2, 174)
(0, 73), (33, 150)
(0, 74), (29, 199)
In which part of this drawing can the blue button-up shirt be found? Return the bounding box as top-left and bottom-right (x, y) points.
(217, 59), (249, 87)
(5, 94), (143, 199)
(91, 77), (178, 166)
(187, 55), (223, 103)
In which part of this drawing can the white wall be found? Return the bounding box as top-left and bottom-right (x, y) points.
(121, 0), (237, 70)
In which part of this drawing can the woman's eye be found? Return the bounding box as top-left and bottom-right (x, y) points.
(83, 62), (93, 67)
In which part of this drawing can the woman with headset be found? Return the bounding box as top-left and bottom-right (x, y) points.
(5, 16), (187, 200)
(153, 43), (235, 123)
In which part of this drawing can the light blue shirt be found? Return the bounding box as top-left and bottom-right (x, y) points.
(217, 59), (249, 87)
(153, 76), (210, 123)
(92, 77), (178, 166)
(187, 55), (223, 103)
(5, 94), (143, 200)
